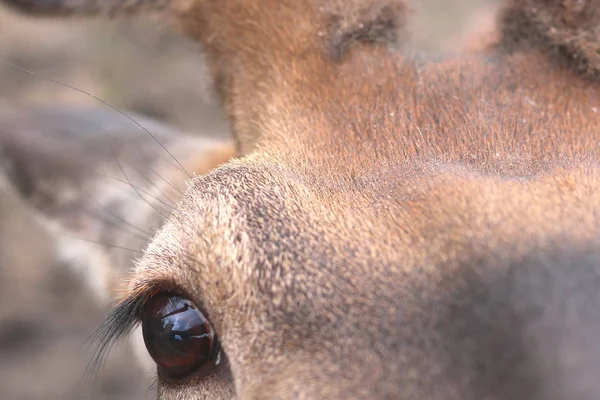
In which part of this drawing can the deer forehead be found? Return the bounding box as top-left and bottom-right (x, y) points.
(134, 156), (600, 331)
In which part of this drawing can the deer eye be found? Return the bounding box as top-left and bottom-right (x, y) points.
(141, 294), (220, 380)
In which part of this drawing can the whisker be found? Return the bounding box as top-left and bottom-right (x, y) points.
(51, 231), (144, 254)
(2, 55), (193, 399)
(87, 200), (155, 238)
(1, 59), (192, 178)
(2, 60), (183, 221)
(122, 153), (183, 206)
(101, 132), (172, 219)
(97, 174), (175, 211)
(79, 186), (156, 239)
(81, 118), (176, 219)
(123, 144), (185, 198)
(84, 208), (151, 241)
(145, 163), (185, 196)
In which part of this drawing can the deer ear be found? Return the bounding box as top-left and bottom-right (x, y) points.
(0, 0), (171, 16)
(0, 103), (234, 302)
(500, 0), (600, 77)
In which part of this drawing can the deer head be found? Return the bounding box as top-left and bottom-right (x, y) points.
(2, 0), (600, 399)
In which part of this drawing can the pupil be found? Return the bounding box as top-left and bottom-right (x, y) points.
(142, 295), (216, 380)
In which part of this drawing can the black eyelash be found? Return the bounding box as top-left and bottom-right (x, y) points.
(82, 279), (195, 384)
(83, 290), (149, 385)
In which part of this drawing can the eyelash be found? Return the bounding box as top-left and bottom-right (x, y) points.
(85, 280), (208, 381)
(85, 292), (148, 382)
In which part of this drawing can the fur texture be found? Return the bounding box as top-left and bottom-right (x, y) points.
(1, 0), (600, 399)
(501, 0), (600, 76)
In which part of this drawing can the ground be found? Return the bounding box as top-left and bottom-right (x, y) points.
(0, 2), (497, 398)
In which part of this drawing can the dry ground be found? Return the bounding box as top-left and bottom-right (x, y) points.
(0, 2), (498, 399)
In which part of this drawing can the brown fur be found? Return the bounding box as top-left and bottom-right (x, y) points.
(2, 0), (600, 399)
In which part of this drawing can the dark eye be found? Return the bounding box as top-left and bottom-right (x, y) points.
(141, 294), (220, 380)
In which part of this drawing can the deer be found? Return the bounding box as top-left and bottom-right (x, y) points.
(1, 0), (600, 399)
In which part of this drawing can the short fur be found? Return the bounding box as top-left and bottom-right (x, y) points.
(2, 0), (600, 399)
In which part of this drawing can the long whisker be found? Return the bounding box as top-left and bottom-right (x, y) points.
(2, 59), (186, 222)
(87, 199), (155, 238)
(101, 131), (172, 219)
(97, 174), (175, 211)
(79, 186), (156, 239)
(1, 60), (192, 178)
(122, 153), (183, 206)
(83, 208), (151, 241)
(145, 163), (185, 196)
(125, 145), (186, 198)
(51, 231), (144, 254)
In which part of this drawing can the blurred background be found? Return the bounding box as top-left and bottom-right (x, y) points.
(0, 1), (498, 399)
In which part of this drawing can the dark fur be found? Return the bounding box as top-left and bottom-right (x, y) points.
(2, 0), (169, 15)
(2, 0), (600, 399)
(501, 0), (600, 77)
